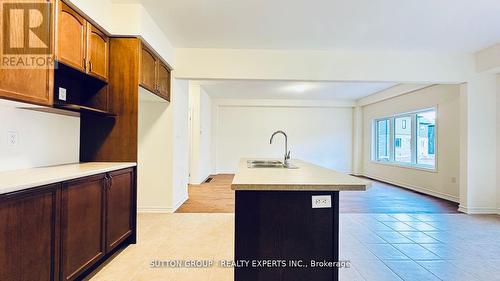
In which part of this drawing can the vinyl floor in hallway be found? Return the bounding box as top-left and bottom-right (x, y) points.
(176, 174), (459, 214)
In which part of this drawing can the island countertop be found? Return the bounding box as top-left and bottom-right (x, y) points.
(231, 158), (370, 191)
(0, 162), (137, 195)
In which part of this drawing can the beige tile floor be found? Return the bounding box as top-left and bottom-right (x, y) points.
(87, 213), (500, 281)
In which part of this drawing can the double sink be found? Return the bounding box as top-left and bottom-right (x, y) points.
(247, 160), (298, 169)
(247, 130), (298, 169)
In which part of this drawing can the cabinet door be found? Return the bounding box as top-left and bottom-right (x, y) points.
(0, 67), (53, 106)
(139, 44), (157, 93)
(0, 1), (53, 106)
(157, 61), (171, 101)
(0, 184), (60, 281)
(61, 174), (105, 281)
(106, 169), (135, 252)
(57, 1), (87, 71)
(87, 24), (109, 81)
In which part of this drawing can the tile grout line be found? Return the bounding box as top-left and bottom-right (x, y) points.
(351, 213), (446, 281)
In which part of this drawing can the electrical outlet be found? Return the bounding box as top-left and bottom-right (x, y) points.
(312, 195), (332, 209)
(451, 177), (457, 183)
(7, 131), (19, 146)
(58, 87), (67, 101)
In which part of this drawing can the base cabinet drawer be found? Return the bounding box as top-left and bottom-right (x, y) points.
(61, 174), (106, 281)
(0, 184), (61, 281)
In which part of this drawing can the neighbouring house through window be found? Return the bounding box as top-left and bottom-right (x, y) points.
(373, 108), (436, 170)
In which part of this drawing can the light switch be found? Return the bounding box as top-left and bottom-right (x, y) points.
(312, 195), (332, 208)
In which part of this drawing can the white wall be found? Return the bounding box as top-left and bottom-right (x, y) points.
(497, 74), (500, 213)
(137, 79), (190, 213)
(352, 106), (363, 175)
(171, 79), (190, 207)
(188, 85), (213, 184)
(213, 100), (353, 173)
(138, 89), (171, 212)
(461, 74), (497, 213)
(0, 102), (79, 172)
(67, 0), (114, 30)
(476, 43), (500, 73)
(362, 84), (461, 202)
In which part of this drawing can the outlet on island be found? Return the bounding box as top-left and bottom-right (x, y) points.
(311, 195), (332, 208)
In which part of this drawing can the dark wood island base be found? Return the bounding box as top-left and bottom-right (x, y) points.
(235, 190), (340, 281)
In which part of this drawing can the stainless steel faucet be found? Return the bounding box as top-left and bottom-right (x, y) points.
(269, 130), (291, 167)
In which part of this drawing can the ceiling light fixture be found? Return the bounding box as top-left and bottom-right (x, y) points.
(293, 85), (306, 92)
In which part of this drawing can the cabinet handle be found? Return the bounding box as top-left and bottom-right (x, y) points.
(89, 61), (93, 72)
(104, 175), (111, 190)
(83, 58), (86, 70)
(108, 175), (113, 190)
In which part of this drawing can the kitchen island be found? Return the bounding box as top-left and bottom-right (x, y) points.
(231, 159), (370, 281)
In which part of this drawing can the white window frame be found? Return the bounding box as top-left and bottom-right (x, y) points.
(374, 118), (392, 162)
(393, 113), (414, 165)
(372, 107), (437, 172)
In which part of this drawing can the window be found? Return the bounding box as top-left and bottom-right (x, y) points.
(375, 119), (390, 161)
(394, 116), (412, 164)
(416, 110), (436, 167)
(373, 108), (436, 170)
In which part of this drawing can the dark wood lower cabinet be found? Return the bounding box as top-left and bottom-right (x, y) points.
(0, 167), (136, 281)
(61, 174), (106, 281)
(106, 168), (135, 252)
(0, 184), (61, 281)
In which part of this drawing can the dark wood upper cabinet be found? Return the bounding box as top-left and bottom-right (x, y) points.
(157, 61), (171, 101)
(1, 0), (171, 109)
(57, 1), (109, 82)
(57, 1), (87, 72)
(0, 184), (61, 281)
(139, 43), (171, 101)
(61, 174), (106, 281)
(106, 168), (134, 252)
(87, 24), (109, 81)
(0, 67), (54, 106)
(0, 1), (54, 106)
(139, 44), (157, 93)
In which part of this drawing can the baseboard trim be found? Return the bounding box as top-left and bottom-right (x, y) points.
(137, 206), (171, 213)
(362, 173), (459, 203)
(171, 193), (189, 212)
(137, 193), (188, 214)
(458, 205), (499, 214)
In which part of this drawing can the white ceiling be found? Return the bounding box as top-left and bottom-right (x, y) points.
(195, 80), (398, 100)
(113, 0), (500, 52)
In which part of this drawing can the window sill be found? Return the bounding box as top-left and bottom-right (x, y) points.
(370, 161), (437, 173)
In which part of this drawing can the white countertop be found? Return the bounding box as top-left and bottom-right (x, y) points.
(231, 159), (370, 191)
(0, 162), (137, 195)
